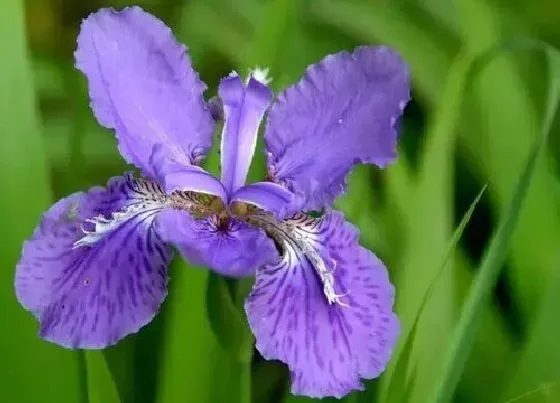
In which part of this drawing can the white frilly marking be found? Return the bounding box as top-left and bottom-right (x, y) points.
(249, 212), (349, 307)
(292, 226), (350, 307)
(73, 201), (162, 249)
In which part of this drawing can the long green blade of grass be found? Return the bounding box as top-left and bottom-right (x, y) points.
(385, 185), (486, 403)
(428, 40), (560, 403)
(0, 1), (84, 402)
(383, 49), (474, 402)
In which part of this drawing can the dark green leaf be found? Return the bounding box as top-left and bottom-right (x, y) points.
(206, 272), (253, 363)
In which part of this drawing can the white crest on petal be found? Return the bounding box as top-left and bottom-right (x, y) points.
(248, 212), (350, 307)
(292, 223), (350, 307)
(73, 201), (163, 248)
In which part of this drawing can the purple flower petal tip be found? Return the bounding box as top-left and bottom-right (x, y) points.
(75, 7), (214, 179)
(264, 45), (410, 211)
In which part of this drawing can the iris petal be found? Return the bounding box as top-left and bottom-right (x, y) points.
(264, 46), (410, 211)
(219, 74), (272, 194)
(245, 211), (398, 398)
(75, 7), (214, 180)
(15, 175), (172, 348)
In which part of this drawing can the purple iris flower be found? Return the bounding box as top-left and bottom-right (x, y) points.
(14, 7), (409, 399)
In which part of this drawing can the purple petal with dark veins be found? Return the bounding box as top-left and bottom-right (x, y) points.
(231, 181), (296, 218)
(264, 46), (410, 211)
(245, 211), (399, 398)
(15, 175), (172, 349)
(75, 7), (214, 180)
(156, 210), (278, 277)
(219, 74), (272, 194)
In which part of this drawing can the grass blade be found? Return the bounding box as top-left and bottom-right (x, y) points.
(0, 1), (84, 402)
(206, 273), (253, 363)
(155, 262), (218, 403)
(383, 49), (474, 401)
(384, 185), (486, 403)
(428, 40), (560, 403)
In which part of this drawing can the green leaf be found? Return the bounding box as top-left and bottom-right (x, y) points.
(155, 262), (218, 403)
(428, 39), (560, 403)
(85, 352), (121, 403)
(0, 1), (84, 402)
(206, 272), (253, 363)
(384, 185), (486, 403)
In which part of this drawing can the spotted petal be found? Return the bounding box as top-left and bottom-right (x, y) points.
(15, 175), (172, 348)
(264, 46), (410, 211)
(75, 7), (214, 180)
(245, 211), (398, 398)
(156, 210), (278, 277)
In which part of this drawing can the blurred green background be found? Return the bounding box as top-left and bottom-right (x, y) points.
(2, 0), (560, 402)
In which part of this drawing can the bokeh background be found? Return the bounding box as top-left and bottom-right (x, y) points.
(2, 0), (560, 402)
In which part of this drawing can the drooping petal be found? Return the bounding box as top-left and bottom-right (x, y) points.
(264, 46), (410, 211)
(231, 181), (296, 218)
(219, 74), (272, 194)
(245, 211), (398, 398)
(15, 175), (173, 348)
(156, 210), (278, 277)
(75, 7), (214, 179)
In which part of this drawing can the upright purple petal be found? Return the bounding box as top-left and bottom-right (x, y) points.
(15, 175), (173, 348)
(245, 211), (398, 398)
(75, 7), (214, 180)
(156, 210), (278, 277)
(219, 74), (272, 194)
(265, 46), (410, 211)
